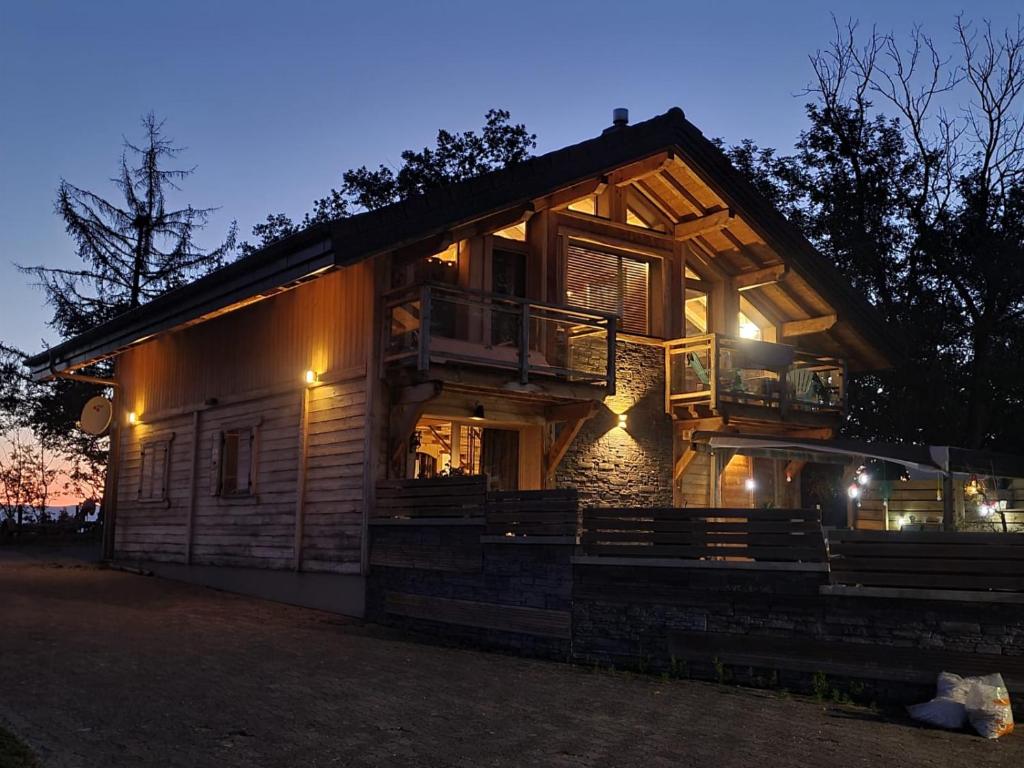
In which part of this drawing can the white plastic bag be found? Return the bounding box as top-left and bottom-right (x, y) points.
(908, 671), (1015, 739)
(907, 672), (970, 729)
(965, 673), (1015, 740)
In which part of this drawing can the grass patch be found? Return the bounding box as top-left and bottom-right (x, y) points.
(0, 724), (38, 768)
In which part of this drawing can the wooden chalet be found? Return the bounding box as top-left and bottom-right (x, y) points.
(28, 107), (894, 614)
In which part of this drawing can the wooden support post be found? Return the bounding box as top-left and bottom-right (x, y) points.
(709, 450), (720, 507)
(185, 409), (200, 565)
(841, 463), (859, 529)
(942, 472), (956, 532)
(606, 320), (617, 396)
(293, 386), (312, 571)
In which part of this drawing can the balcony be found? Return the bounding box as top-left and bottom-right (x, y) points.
(383, 283), (617, 392)
(666, 334), (846, 423)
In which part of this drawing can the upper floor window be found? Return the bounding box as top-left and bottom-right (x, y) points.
(565, 242), (650, 335)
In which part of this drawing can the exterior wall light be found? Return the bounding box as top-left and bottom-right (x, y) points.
(857, 471), (869, 486)
(470, 404), (485, 421)
(304, 369), (318, 385)
(127, 412), (138, 426)
(847, 483), (860, 499)
(744, 478), (756, 492)
(617, 413), (627, 428)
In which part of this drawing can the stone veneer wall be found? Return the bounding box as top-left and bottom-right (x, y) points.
(366, 520), (574, 659)
(556, 339), (673, 508)
(366, 519), (1024, 709)
(572, 562), (1024, 708)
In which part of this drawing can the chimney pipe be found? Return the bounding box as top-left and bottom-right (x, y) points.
(612, 108), (629, 127)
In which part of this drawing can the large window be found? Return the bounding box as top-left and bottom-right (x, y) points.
(565, 242), (650, 335)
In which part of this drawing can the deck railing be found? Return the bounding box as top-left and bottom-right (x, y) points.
(383, 282), (616, 392)
(665, 333), (846, 418)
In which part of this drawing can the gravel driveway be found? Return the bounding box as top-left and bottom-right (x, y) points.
(1, 555), (1020, 767)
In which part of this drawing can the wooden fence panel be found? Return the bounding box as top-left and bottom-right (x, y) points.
(374, 477), (487, 518)
(580, 507), (826, 563)
(484, 489), (579, 537)
(828, 530), (1024, 592)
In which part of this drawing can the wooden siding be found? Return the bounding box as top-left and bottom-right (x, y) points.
(679, 451), (710, 507)
(300, 378), (367, 573)
(118, 262), (373, 416)
(113, 260), (374, 572)
(115, 413), (193, 562)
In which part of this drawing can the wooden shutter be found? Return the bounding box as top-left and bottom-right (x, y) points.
(620, 255), (650, 334)
(210, 432), (223, 496)
(566, 244), (618, 317)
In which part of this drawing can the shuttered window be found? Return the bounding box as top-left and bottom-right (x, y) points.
(565, 243), (650, 334)
(138, 437), (172, 502)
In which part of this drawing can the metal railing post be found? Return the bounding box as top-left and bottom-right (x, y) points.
(418, 284), (431, 372)
(606, 319), (616, 396)
(519, 302), (530, 384)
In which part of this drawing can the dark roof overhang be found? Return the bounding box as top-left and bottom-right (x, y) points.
(28, 107), (899, 379)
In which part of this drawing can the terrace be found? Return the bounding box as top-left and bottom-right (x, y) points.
(665, 333), (846, 424)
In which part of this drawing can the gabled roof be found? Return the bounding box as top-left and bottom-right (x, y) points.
(28, 107), (897, 377)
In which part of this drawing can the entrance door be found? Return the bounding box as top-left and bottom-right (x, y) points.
(481, 427), (520, 491)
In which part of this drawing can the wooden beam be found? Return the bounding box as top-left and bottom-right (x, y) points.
(674, 448), (699, 481)
(674, 209), (734, 241)
(606, 151), (674, 186)
(734, 264), (787, 291)
(545, 402), (599, 480)
(545, 401), (598, 422)
(396, 381), (443, 405)
(781, 314), (838, 337)
(534, 177), (607, 212)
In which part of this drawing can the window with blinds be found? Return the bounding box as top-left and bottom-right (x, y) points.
(565, 242), (650, 334)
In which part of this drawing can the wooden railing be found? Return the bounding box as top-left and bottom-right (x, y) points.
(484, 489), (579, 537)
(665, 333), (846, 419)
(827, 530), (1024, 592)
(580, 507), (827, 563)
(383, 282), (617, 392)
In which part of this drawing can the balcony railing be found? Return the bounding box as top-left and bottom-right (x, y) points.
(666, 333), (846, 418)
(383, 283), (617, 391)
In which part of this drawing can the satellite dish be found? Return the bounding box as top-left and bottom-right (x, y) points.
(79, 396), (113, 436)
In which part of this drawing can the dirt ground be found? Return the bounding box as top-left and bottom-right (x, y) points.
(1, 552), (1021, 767)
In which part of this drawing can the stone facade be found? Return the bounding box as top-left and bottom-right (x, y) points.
(556, 339), (674, 507)
(366, 521), (574, 659)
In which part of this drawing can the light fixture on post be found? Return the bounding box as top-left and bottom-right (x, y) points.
(304, 369), (318, 385)
(470, 404), (485, 421)
(847, 483), (860, 499)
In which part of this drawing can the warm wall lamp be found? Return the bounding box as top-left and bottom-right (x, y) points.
(745, 478), (756, 492)
(127, 412), (138, 426)
(304, 369), (318, 385)
(470, 404), (485, 421)
(617, 413), (627, 428)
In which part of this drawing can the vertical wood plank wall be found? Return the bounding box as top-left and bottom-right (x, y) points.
(113, 262), (374, 572)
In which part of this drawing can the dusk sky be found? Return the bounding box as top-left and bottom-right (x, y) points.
(2, 0), (1020, 355)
